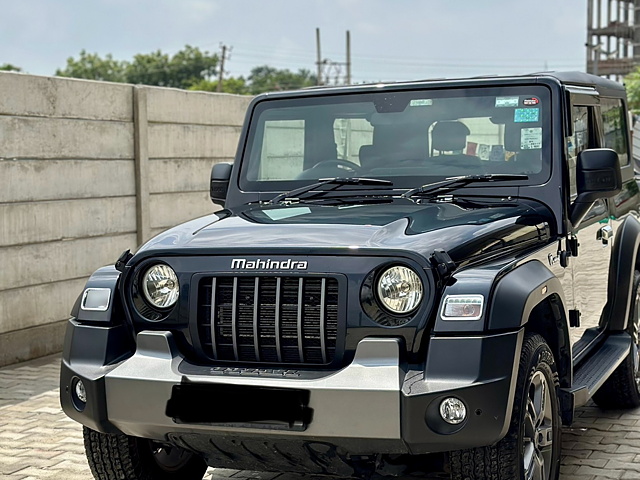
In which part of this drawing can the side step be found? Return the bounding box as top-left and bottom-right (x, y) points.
(569, 333), (631, 407)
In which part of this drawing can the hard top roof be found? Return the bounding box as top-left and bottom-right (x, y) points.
(257, 71), (625, 100)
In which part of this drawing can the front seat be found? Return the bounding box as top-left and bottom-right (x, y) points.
(430, 121), (482, 171)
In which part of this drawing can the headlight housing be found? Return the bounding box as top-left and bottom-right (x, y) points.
(376, 265), (423, 314)
(142, 264), (179, 309)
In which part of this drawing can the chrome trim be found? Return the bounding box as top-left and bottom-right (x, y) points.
(320, 278), (327, 363)
(297, 278), (304, 361)
(80, 288), (111, 312)
(253, 277), (260, 361)
(275, 277), (282, 362)
(231, 277), (239, 360)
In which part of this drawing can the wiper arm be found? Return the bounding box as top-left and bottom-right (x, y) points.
(268, 177), (393, 205)
(401, 174), (528, 199)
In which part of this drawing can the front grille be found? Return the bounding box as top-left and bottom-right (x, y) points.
(197, 276), (339, 364)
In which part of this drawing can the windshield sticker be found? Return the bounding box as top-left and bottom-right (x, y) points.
(477, 144), (491, 160)
(521, 127), (543, 150)
(262, 207), (311, 221)
(495, 96), (519, 107)
(489, 145), (505, 162)
(514, 108), (540, 123)
(466, 142), (478, 156)
(523, 97), (540, 106)
(410, 99), (433, 106)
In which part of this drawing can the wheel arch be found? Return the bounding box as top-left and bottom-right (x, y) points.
(604, 214), (640, 331)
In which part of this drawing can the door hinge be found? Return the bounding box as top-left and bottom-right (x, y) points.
(569, 309), (581, 328)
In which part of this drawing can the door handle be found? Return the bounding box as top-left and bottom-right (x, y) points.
(597, 225), (613, 244)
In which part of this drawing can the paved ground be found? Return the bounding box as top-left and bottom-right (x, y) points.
(1, 355), (640, 480)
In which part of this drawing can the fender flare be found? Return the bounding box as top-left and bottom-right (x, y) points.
(488, 259), (572, 388)
(70, 265), (122, 324)
(604, 214), (640, 331)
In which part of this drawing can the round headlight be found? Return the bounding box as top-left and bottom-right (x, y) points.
(142, 264), (179, 309)
(377, 265), (423, 314)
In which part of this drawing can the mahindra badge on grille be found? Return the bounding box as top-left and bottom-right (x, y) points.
(231, 258), (308, 270)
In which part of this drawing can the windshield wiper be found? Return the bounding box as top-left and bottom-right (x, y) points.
(267, 177), (393, 205)
(401, 174), (528, 199)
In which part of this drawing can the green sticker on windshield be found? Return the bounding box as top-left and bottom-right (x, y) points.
(410, 99), (433, 106)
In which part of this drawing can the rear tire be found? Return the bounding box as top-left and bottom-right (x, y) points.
(83, 427), (208, 480)
(592, 271), (640, 409)
(449, 333), (561, 480)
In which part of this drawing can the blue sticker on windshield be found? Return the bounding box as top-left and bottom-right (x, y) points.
(514, 108), (539, 123)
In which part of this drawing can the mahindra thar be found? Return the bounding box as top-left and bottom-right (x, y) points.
(61, 72), (640, 480)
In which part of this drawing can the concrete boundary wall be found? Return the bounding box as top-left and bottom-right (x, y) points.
(0, 72), (252, 366)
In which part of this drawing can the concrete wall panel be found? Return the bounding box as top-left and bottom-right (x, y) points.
(148, 158), (232, 194)
(0, 159), (135, 203)
(0, 197), (137, 247)
(0, 117), (134, 159)
(148, 124), (241, 159)
(0, 277), (87, 334)
(149, 191), (213, 229)
(0, 234), (135, 291)
(0, 72), (133, 121)
(146, 88), (251, 126)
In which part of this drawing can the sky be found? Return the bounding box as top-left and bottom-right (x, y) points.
(0, 0), (589, 84)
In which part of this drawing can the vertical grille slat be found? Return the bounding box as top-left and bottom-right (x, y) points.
(210, 278), (218, 360)
(199, 275), (339, 365)
(320, 278), (327, 364)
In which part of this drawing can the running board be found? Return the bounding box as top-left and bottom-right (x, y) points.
(567, 333), (631, 408)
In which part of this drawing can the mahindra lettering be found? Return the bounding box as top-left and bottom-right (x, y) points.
(61, 72), (640, 480)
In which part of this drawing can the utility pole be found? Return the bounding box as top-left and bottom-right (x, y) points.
(346, 30), (351, 84)
(316, 28), (323, 85)
(217, 44), (227, 92)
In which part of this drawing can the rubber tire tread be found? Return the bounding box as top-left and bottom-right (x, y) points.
(449, 333), (561, 480)
(83, 427), (207, 480)
(592, 271), (640, 409)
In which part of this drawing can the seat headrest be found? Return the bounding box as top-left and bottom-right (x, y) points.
(432, 121), (470, 152)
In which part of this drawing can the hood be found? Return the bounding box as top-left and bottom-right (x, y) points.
(137, 198), (552, 264)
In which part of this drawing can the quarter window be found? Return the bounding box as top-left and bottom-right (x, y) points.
(601, 98), (629, 166)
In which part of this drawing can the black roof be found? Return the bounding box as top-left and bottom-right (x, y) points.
(256, 71), (625, 101)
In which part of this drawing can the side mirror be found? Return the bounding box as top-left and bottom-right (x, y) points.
(210, 162), (232, 206)
(570, 148), (622, 227)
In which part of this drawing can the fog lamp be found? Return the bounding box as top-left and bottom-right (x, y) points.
(439, 397), (466, 425)
(74, 379), (87, 404)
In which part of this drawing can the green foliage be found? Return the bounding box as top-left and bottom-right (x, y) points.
(248, 66), (317, 94)
(0, 63), (22, 72)
(625, 67), (640, 112)
(126, 45), (218, 89)
(53, 48), (320, 94)
(55, 45), (217, 88)
(55, 50), (127, 82)
(188, 77), (248, 94)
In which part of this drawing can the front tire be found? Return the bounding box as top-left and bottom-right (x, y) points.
(449, 333), (561, 480)
(592, 271), (640, 409)
(83, 427), (208, 480)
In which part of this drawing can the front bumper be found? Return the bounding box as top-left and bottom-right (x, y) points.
(61, 319), (523, 456)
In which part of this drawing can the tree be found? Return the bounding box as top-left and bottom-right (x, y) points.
(55, 50), (127, 82)
(0, 63), (22, 72)
(248, 66), (317, 94)
(55, 46), (218, 88)
(625, 67), (640, 112)
(126, 45), (218, 89)
(188, 77), (248, 95)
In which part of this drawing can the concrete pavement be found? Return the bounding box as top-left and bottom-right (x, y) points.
(1, 354), (640, 479)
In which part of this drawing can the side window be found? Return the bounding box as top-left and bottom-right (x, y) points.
(566, 106), (590, 197)
(601, 97), (629, 166)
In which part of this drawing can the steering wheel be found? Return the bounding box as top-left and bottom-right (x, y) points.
(311, 159), (361, 173)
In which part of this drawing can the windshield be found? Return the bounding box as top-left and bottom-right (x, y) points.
(240, 85), (551, 191)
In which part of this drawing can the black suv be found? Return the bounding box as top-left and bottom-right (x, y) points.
(61, 72), (640, 480)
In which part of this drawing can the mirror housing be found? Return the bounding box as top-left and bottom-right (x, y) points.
(570, 148), (622, 227)
(210, 162), (232, 206)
